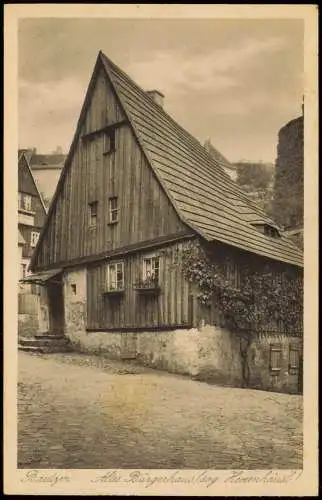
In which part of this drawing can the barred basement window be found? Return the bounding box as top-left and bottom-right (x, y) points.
(269, 345), (281, 373)
(289, 345), (299, 373)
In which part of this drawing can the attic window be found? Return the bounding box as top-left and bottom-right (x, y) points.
(89, 201), (98, 228)
(103, 130), (116, 156)
(252, 223), (280, 238)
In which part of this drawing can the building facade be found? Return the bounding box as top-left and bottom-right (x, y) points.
(18, 151), (47, 335)
(25, 52), (303, 393)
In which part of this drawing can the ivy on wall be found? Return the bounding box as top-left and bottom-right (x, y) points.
(181, 240), (303, 337)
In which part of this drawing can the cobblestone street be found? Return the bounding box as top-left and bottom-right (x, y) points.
(18, 352), (303, 469)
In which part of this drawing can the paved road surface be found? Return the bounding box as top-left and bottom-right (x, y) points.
(18, 352), (303, 469)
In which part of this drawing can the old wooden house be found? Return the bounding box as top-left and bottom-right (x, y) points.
(18, 150), (47, 334)
(23, 52), (303, 393)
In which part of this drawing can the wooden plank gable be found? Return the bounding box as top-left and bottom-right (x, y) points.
(100, 52), (303, 268)
(32, 61), (187, 270)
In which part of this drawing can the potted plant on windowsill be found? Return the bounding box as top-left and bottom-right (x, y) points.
(133, 276), (161, 294)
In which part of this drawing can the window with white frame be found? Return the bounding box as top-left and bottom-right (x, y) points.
(30, 231), (40, 247)
(107, 262), (124, 291)
(23, 195), (32, 212)
(108, 197), (119, 223)
(143, 255), (160, 285)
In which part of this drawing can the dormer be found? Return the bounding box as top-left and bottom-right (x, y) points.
(252, 223), (281, 238)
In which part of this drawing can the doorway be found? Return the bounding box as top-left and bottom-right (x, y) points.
(47, 282), (65, 335)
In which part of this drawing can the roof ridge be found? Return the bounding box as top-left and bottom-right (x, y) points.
(100, 52), (301, 266)
(101, 53), (276, 225)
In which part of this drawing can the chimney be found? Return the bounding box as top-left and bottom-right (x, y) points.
(146, 89), (165, 108)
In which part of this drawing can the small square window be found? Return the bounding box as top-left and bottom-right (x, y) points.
(109, 197), (119, 224)
(269, 345), (281, 373)
(89, 201), (98, 227)
(107, 262), (124, 291)
(30, 231), (40, 248)
(103, 130), (116, 156)
(24, 195), (32, 211)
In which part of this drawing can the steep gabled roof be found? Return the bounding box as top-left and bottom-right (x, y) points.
(18, 152), (48, 215)
(100, 52), (302, 267)
(31, 51), (303, 269)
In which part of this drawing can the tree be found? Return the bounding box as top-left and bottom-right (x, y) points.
(235, 162), (274, 190)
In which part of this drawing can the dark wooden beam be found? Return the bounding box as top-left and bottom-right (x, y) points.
(82, 120), (127, 141)
(33, 231), (197, 272)
(86, 324), (193, 333)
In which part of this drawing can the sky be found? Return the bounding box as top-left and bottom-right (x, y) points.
(18, 18), (303, 163)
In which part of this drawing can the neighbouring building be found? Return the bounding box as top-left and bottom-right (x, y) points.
(18, 150), (47, 335)
(28, 149), (66, 207)
(23, 51), (303, 394)
(272, 107), (304, 247)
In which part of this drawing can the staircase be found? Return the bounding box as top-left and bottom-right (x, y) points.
(18, 332), (73, 354)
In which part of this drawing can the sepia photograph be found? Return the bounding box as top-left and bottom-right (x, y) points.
(4, 4), (318, 497)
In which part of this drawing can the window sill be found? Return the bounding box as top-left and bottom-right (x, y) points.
(108, 220), (118, 226)
(18, 208), (36, 216)
(103, 149), (116, 157)
(103, 289), (124, 296)
(133, 285), (161, 295)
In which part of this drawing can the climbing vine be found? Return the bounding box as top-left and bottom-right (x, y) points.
(181, 240), (303, 335)
(181, 240), (303, 386)
(182, 241), (303, 387)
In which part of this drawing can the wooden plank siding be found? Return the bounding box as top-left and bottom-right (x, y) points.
(200, 242), (303, 335)
(35, 66), (186, 269)
(86, 241), (192, 330)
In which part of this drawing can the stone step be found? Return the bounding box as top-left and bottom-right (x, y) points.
(34, 332), (65, 340)
(18, 335), (73, 353)
(19, 336), (69, 347)
(19, 343), (73, 354)
(18, 344), (48, 353)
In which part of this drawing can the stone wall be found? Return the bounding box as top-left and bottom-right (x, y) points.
(248, 334), (302, 394)
(62, 268), (302, 394)
(63, 268), (87, 349)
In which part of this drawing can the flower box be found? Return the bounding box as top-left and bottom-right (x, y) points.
(133, 280), (161, 295)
